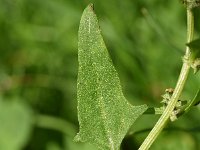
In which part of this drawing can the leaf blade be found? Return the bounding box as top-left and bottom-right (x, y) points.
(186, 38), (200, 60)
(184, 89), (200, 113)
(75, 4), (147, 150)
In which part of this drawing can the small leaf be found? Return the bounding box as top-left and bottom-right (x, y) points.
(75, 4), (147, 150)
(177, 89), (200, 118)
(144, 107), (165, 115)
(186, 38), (200, 60)
(186, 38), (200, 73)
(184, 89), (200, 113)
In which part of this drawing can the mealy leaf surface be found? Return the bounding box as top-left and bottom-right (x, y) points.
(75, 4), (147, 150)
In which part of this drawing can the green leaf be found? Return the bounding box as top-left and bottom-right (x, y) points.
(184, 89), (200, 113)
(186, 38), (200, 60)
(75, 4), (147, 150)
(177, 89), (200, 118)
(186, 38), (200, 73)
(0, 99), (33, 150)
(144, 107), (165, 115)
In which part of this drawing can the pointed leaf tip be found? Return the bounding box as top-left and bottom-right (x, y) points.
(75, 4), (147, 150)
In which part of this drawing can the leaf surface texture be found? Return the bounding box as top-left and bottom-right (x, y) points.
(75, 4), (147, 150)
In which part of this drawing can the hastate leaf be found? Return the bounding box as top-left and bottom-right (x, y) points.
(75, 4), (147, 150)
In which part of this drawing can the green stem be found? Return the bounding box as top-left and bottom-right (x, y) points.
(35, 114), (77, 137)
(139, 9), (194, 150)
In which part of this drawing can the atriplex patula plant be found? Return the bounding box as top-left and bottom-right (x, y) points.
(75, 1), (200, 150)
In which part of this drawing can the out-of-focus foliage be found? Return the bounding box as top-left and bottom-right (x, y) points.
(0, 98), (33, 150)
(0, 0), (199, 150)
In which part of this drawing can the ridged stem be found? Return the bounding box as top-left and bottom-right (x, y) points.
(138, 9), (194, 150)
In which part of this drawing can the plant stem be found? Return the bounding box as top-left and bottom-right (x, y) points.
(139, 9), (194, 150)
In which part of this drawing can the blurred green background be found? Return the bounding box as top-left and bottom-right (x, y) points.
(0, 0), (200, 150)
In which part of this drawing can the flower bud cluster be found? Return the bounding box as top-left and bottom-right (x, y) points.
(181, 0), (200, 9)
